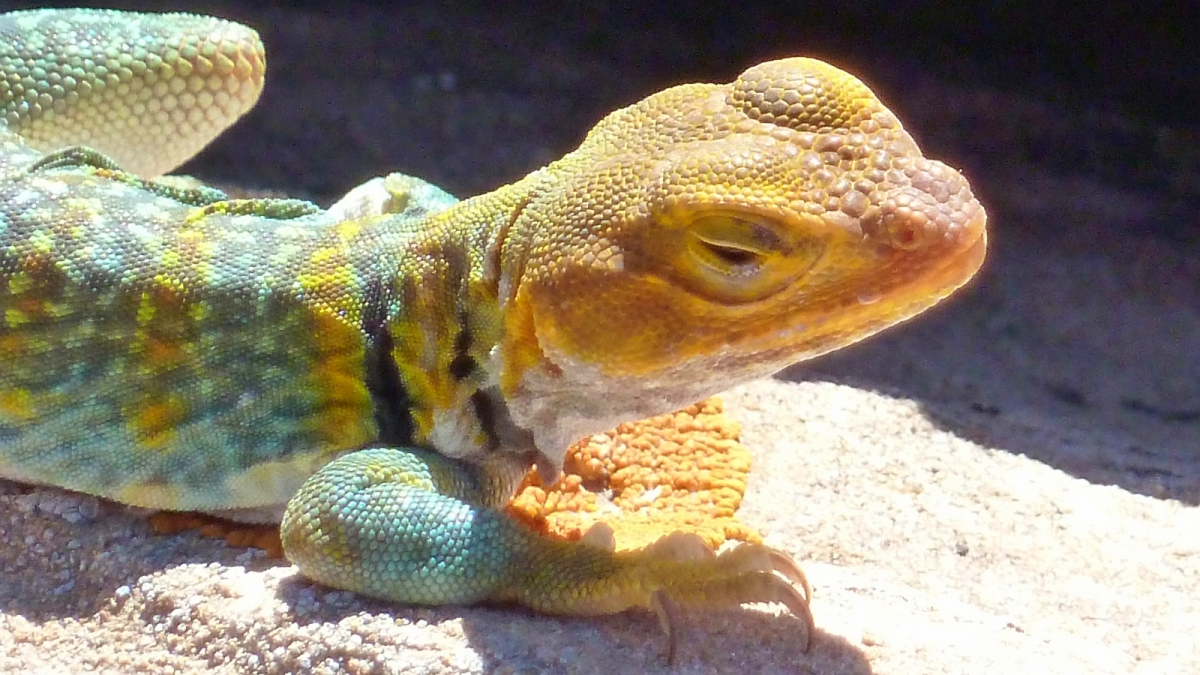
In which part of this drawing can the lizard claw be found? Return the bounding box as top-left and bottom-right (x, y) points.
(633, 533), (815, 663)
(650, 589), (685, 665)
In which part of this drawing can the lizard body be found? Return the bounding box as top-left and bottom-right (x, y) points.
(0, 8), (986, 657)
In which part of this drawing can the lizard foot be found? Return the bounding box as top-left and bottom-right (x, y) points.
(572, 526), (813, 663)
(280, 447), (813, 663)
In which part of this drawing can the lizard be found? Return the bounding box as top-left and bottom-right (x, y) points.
(0, 7), (987, 661)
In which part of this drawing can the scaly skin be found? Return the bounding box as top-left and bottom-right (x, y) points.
(0, 8), (986, 659)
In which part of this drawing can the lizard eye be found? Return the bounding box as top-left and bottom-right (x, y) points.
(672, 213), (822, 303)
(695, 238), (763, 267)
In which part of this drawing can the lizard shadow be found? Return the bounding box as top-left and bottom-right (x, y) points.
(0, 491), (290, 621)
(273, 572), (873, 673)
(0, 505), (871, 673)
(774, 274), (1200, 505)
(0, 484), (871, 672)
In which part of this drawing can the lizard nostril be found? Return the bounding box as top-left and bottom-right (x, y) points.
(884, 206), (932, 249)
(867, 188), (946, 250)
(862, 158), (982, 251)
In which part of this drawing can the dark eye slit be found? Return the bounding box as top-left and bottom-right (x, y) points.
(703, 241), (761, 266)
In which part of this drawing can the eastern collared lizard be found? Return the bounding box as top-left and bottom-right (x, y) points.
(0, 8), (987, 660)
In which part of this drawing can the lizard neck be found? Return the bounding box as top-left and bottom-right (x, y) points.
(359, 172), (549, 474)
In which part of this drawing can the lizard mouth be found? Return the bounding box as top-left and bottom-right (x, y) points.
(747, 206), (988, 367)
(920, 207), (988, 299)
(899, 208), (987, 303)
(847, 205), (988, 331)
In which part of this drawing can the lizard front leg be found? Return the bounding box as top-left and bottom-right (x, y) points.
(280, 447), (813, 662)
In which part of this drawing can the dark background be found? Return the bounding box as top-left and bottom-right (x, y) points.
(5, 0), (1198, 244)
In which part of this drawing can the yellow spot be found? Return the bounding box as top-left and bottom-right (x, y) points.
(142, 335), (185, 370)
(129, 395), (185, 449)
(136, 293), (156, 325)
(7, 271), (33, 296)
(0, 334), (25, 358)
(308, 247), (338, 266)
(335, 219), (363, 240)
(177, 229), (205, 245)
(500, 287), (547, 397)
(4, 308), (29, 327)
(28, 230), (54, 254)
(304, 311), (376, 449)
(0, 389), (35, 421)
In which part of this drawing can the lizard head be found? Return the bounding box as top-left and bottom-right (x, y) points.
(497, 57), (986, 466)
